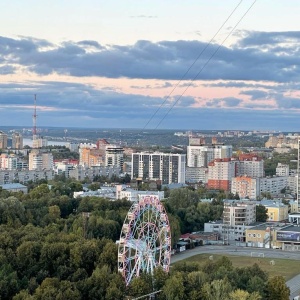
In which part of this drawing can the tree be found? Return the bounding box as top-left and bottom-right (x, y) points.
(229, 289), (261, 300)
(256, 205), (268, 222)
(88, 183), (100, 191)
(128, 273), (153, 298)
(12, 290), (34, 300)
(48, 205), (61, 222)
(0, 263), (20, 299)
(265, 276), (290, 300)
(201, 279), (232, 300)
(0, 196), (26, 225)
(29, 184), (50, 199)
(34, 278), (81, 300)
(185, 271), (208, 300)
(163, 273), (185, 300)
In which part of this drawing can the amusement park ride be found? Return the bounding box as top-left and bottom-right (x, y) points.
(118, 195), (171, 286)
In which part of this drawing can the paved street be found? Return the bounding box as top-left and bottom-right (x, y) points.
(171, 245), (300, 299)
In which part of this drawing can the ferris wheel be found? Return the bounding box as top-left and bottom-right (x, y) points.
(118, 195), (171, 285)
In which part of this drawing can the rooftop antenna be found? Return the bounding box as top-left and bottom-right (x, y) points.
(33, 94), (38, 140)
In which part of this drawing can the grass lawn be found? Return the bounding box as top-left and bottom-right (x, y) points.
(180, 253), (300, 280)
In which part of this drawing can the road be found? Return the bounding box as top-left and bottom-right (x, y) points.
(171, 245), (300, 299)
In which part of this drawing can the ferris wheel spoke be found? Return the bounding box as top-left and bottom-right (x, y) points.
(118, 195), (171, 286)
(127, 252), (144, 283)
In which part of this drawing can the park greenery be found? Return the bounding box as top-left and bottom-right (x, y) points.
(0, 177), (288, 299)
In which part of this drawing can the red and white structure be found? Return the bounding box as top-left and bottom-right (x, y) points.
(118, 195), (171, 285)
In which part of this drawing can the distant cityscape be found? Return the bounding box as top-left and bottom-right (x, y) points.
(1, 124), (300, 299)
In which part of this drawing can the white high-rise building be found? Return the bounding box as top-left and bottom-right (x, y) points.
(132, 152), (186, 184)
(187, 144), (232, 168)
(223, 200), (256, 226)
(105, 145), (124, 169)
(29, 150), (53, 171)
(237, 156), (264, 178)
(276, 163), (290, 177)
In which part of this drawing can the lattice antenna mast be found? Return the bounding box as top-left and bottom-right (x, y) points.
(33, 94), (37, 137)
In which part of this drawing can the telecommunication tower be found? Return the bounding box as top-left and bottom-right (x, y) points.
(33, 94), (38, 141)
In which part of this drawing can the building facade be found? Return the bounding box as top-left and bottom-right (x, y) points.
(29, 150), (53, 171)
(260, 199), (289, 222)
(187, 143), (232, 168)
(223, 200), (256, 227)
(207, 158), (236, 191)
(132, 152), (186, 184)
(0, 131), (8, 150)
(79, 148), (104, 167)
(105, 145), (124, 169)
(0, 169), (53, 185)
(276, 163), (290, 177)
(69, 165), (121, 181)
(115, 184), (164, 201)
(259, 176), (288, 196)
(12, 132), (23, 149)
(231, 176), (259, 199)
(237, 154), (264, 178)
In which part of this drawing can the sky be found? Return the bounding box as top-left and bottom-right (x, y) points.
(1, 0), (300, 131)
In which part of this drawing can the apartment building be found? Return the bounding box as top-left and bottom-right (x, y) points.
(237, 154), (264, 178)
(0, 131), (8, 149)
(186, 166), (208, 183)
(32, 137), (48, 148)
(12, 132), (23, 149)
(207, 158), (236, 191)
(29, 150), (53, 171)
(105, 145), (124, 169)
(0, 169), (53, 185)
(187, 143), (232, 168)
(80, 148), (104, 167)
(132, 152), (186, 184)
(231, 176), (259, 199)
(223, 200), (256, 226)
(259, 176), (288, 196)
(276, 163), (290, 177)
(69, 165), (121, 181)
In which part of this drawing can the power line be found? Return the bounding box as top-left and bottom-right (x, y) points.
(141, 0), (244, 131)
(153, 0), (257, 130)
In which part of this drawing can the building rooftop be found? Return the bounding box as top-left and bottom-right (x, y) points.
(280, 225), (300, 233)
(247, 222), (287, 231)
(289, 213), (300, 216)
(260, 200), (288, 208)
(0, 183), (27, 189)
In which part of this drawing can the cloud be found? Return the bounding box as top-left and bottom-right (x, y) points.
(0, 79), (300, 131)
(0, 65), (16, 74)
(275, 94), (300, 109)
(236, 30), (300, 48)
(206, 97), (242, 108)
(240, 90), (270, 100)
(0, 31), (300, 82)
(1, 31), (300, 131)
